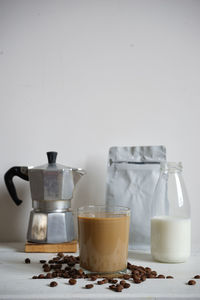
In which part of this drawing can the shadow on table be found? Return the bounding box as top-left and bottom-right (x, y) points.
(128, 251), (154, 263)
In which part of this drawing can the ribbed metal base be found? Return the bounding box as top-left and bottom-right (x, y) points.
(27, 210), (76, 243)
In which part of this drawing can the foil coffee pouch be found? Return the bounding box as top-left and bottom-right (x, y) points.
(105, 145), (166, 250)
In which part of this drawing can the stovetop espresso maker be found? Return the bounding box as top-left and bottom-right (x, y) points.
(4, 151), (85, 243)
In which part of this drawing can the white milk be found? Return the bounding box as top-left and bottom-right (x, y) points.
(151, 216), (191, 263)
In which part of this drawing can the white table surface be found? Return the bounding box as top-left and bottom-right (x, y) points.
(0, 243), (199, 300)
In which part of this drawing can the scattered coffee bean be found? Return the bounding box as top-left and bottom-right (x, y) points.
(109, 284), (116, 290)
(141, 275), (146, 281)
(133, 278), (142, 284)
(147, 273), (156, 278)
(52, 271), (57, 278)
(78, 269), (84, 275)
(43, 266), (51, 272)
(166, 276), (174, 279)
(57, 252), (64, 258)
(132, 270), (140, 276)
(157, 274), (165, 279)
(194, 275), (200, 279)
(116, 284), (124, 292)
(123, 274), (131, 280)
(31, 254), (182, 292)
(46, 273), (53, 279)
(145, 267), (151, 272)
(85, 284), (94, 289)
(69, 278), (77, 285)
(109, 279), (118, 284)
(25, 258), (31, 264)
(188, 280), (196, 285)
(90, 275), (98, 281)
(50, 281), (58, 287)
(48, 260), (54, 264)
(120, 280), (126, 286)
(124, 282), (130, 288)
(40, 260), (46, 264)
(151, 271), (157, 276)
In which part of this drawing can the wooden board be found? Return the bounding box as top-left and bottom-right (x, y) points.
(25, 240), (77, 253)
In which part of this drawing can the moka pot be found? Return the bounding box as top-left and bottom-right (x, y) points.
(4, 151), (85, 243)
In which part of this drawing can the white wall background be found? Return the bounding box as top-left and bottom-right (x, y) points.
(0, 0), (200, 248)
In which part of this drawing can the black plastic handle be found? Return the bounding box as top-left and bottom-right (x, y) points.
(47, 151), (57, 164)
(4, 166), (29, 206)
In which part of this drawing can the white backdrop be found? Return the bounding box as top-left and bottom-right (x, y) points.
(0, 0), (200, 248)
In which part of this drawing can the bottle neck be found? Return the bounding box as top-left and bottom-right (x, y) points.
(161, 162), (182, 174)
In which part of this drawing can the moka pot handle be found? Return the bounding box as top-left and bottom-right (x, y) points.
(4, 166), (29, 206)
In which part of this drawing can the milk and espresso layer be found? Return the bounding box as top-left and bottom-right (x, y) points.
(78, 213), (130, 273)
(151, 216), (191, 263)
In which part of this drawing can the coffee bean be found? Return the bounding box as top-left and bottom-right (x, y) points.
(40, 260), (46, 264)
(46, 273), (53, 279)
(141, 275), (146, 281)
(68, 261), (76, 267)
(77, 269), (84, 275)
(50, 281), (57, 287)
(132, 270), (140, 276)
(97, 280), (104, 285)
(53, 257), (60, 262)
(120, 280), (126, 286)
(188, 280), (196, 285)
(109, 279), (118, 284)
(151, 271), (157, 276)
(157, 275), (165, 279)
(90, 275), (98, 281)
(32, 276), (37, 279)
(166, 276), (174, 279)
(109, 284), (116, 290)
(44, 266), (51, 272)
(57, 252), (64, 258)
(69, 278), (77, 285)
(48, 260), (54, 264)
(63, 272), (70, 278)
(116, 284), (124, 292)
(123, 274), (131, 280)
(134, 278), (142, 284)
(25, 258), (31, 264)
(124, 282), (130, 288)
(52, 272), (57, 278)
(145, 267), (151, 272)
(133, 275), (141, 281)
(194, 275), (200, 279)
(102, 278), (108, 284)
(38, 274), (45, 279)
(85, 284), (94, 289)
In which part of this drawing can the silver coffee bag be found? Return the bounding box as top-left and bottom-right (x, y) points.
(105, 145), (166, 250)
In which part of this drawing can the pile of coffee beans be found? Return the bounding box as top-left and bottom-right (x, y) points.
(24, 254), (199, 292)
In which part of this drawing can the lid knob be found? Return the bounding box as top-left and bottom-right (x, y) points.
(47, 151), (57, 164)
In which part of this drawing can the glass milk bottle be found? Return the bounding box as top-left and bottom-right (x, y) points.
(151, 162), (191, 263)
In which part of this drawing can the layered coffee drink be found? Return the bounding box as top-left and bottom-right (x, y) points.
(78, 206), (130, 273)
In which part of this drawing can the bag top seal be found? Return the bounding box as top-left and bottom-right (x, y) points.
(108, 145), (166, 165)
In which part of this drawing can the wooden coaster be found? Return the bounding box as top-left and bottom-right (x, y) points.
(25, 240), (77, 253)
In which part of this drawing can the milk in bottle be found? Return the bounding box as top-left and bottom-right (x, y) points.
(151, 162), (191, 263)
